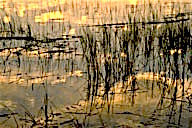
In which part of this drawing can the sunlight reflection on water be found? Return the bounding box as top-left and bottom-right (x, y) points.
(0, 0), (191, 127)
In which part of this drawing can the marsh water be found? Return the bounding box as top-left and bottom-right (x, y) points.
(0, 0), (192, 127)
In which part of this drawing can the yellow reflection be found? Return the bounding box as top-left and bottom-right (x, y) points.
(101, 0), (138, 4)
(41, 14), (49, 23)
(129, 0), (138, 5)
(34, 16), (42, 23)
(28, 97), (35, 107)
(73, 70), (83, 77)
(4, 7), (12, 13)
(178, 49), (182, 54)
(135, 72), (161, 81)
(18, 7), (25, 17)
(81, 16), (87, 24)
(0, 49), (10, 56)
(68, 70), (83, 77)
(47, 1), (57, 7)
(69, 28), (76, 35)
(123, 25), (128, 31)
(49, 11), (64, 19)
(0, 48), (23, 57)
(170, 49), (176, 55)
(27, 3), (39, 10)
(120, 52), (127, 57)
(0, 100), (15, 109)
(35, 11), (64, 23)
(156, 24), (162, 29)
(78, 100), (88, 106)
(3, 16), (11, 23)
(170, 49), (182, 55)
(25, 50), (38, 56)
(0, 2), (6, 9)
(51, 78), (66, 85)
(164, 9), (176, 15)
(77, 16), (89, 25)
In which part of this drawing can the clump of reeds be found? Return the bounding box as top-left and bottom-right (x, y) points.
(78, 1), (192, 127)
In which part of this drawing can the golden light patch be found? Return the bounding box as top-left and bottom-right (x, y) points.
(178, 49), (182, 54)
(170, 49), (182, 55)
(129, 0), (138, 5)
(4, 7), (13, 13)
(170, 49), (176, 55)
(69, 28), (76, 35)
(78, 100), (88, 106)
(73, 70), (83, 77)
(51, 78), (66, 85)
(62, 34), (67, 39)
(123, 25), (128, 31)
(48, 1), (57, 7)
(36, 15), (48, 23)
(34, 16), (43, 23)
(18, 7), (25, 17)
(0, 48), (23, 57)
(68, 70), (83, 77)
(0, 49), (10, 56)
(0, 2), (6, 9)
(27, 3), (39, 10)
(25, 50), (39, 56)
(3, 16), (11, 23)
(41, 14), (50, 22)
(120, 52), (127, 57)
(28, 97), (35, 107)
(35, 11), (64, 23)
(156, 24), (162, 29)
(160, 52), (163, 56)
(135, 72), (161, 81)
(0, 100), (15, 109)
(49, 11), (64, 19)
(81, 16), (87, 24)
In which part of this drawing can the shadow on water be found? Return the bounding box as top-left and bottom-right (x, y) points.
(0, 0), (191, 127)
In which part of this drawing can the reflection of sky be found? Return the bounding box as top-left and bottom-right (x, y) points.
(1, 0), (191, 14)
(2, 0), (191, 9)
(0, 0), (191, 25)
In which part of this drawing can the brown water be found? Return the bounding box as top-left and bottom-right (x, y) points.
(0, 0), (191, 127)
